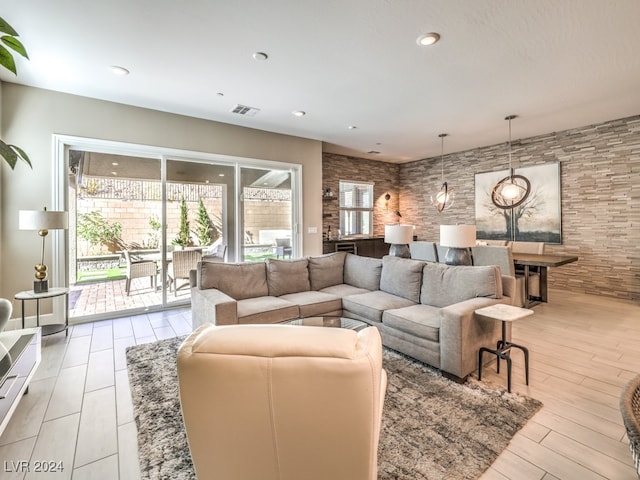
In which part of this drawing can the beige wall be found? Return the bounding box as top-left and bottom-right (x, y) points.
(0, 83), (323, 310)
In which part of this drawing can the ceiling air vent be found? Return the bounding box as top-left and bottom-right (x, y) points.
(231, 104), (260, 117)
(367, 151), (381, 155)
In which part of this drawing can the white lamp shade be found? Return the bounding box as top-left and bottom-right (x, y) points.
(440, 225), (476, 248)
(385, 224), (414, 244)
(19, 210), (69, 230)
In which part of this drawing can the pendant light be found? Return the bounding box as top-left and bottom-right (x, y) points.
(491, 115), (531, 209)
(431, 133), (455, 212)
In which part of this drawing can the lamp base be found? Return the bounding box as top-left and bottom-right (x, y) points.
(34, 280), (49, 293)
(444, 247), (471, 266)
(389, 244), (411, 258)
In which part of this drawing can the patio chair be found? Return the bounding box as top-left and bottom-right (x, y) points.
(168, 249), (202, 296)
(202, 243), (227, 263)
(123, 250), (157, 296)
(275, 238), (292, 259)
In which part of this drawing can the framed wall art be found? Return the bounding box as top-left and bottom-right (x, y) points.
(474, 162), (561, 243)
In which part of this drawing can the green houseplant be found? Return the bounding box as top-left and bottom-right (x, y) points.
(0, 16), (31, 170)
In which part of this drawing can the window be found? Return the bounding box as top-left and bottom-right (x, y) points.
(339, 181), (373, 236)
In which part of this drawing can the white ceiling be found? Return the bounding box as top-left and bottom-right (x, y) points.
(2, 0), (640, 163)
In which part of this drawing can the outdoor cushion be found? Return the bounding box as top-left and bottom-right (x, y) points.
(421, 263), (501, 308)
(308, 252), (346, 290)
(343, 254), (382, 291)
(342, 290), (415, 323)
(237, 296), (299, 324)
(266, 258), (310, 297)
(278, 290), (342, 318)
(382, 304), (441, 342)
(199, 261), (268, 300)
(379, 255), (425, 303)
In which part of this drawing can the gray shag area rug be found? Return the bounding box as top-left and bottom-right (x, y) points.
(126, 336), (542, 480)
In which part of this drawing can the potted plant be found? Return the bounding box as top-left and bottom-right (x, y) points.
(0, 16), (31, 170)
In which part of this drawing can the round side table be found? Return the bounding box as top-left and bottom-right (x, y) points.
(14, 287), (70, 336)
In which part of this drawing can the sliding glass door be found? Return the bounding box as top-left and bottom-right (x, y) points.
(239, 166), (294, 262)
(58, 136), (302, 323)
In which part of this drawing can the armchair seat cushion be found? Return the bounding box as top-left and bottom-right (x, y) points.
(237, 296), (299, 324)
(343, 291), (416, 323)
(382, 304), (440, 342)
(279, 291), (342, 318)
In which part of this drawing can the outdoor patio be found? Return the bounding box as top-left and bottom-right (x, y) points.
(69, 277), (190, 318)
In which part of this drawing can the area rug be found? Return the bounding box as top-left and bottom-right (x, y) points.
(126, 336), (542, 480)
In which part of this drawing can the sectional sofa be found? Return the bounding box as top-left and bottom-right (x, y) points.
(191, 252), (516, 380)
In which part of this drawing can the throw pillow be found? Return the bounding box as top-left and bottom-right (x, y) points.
(379, 255), (425, 302)
(420, 263), (500, 308)
(308, 252), (346, 290)
(266, 258), (310, 297)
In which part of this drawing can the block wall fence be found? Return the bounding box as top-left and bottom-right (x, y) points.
(323, 114), (639, 301)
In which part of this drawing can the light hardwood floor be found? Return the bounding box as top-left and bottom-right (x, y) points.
(0, 290), (638, 479)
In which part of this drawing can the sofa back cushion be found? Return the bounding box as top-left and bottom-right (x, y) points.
(420, 263), (502, 307)
(379, 255), (425, 302)
(199, 261), (268, 300)
(266, 258), (311, 297)
(343, 254), (383, 291)
(308, 252), (346, 290)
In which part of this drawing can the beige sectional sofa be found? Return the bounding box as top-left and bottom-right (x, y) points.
(191, 252), (516, 380)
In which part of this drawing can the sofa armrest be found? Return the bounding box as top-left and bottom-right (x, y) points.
(191, 287), (238, 329)
(439, 297), (504, 379)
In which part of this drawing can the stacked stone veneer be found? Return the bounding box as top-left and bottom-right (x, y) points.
(323, 115), (640, 301)
(322, 154), (400, 238)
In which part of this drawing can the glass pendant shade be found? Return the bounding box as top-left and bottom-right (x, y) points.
(491, 115), (531, 209)
(432, 133), (454, 212)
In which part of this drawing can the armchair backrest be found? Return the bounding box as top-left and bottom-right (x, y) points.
(472, 245), (515, 276)
(409, 241), (438, 262)
(509, 241), (545, 254)
(177, 324), (387, 480)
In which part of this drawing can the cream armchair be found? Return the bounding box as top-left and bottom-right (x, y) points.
(177, 323), (387, 480)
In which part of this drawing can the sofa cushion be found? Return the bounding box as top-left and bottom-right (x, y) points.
(237, 296), (299, 324)
(342, 290), (416, 323)
(199, 261), (268, 300)
(279, 291), (342, 318)
(382, 304), (441, 342)
(308, 252), (346, 290)
(379, 255), (425, 302)
(320, 284), (371, 298)
(343, 254), (382, 291)
(266, 258), (310, 297)
(421, 263), (501, 308)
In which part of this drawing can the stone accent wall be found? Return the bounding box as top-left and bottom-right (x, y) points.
(322, 153), (400, 238)
(398, 115), (640, 301)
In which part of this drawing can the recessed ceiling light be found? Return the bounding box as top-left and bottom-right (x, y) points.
(218, 173), (225, 177)
(416, 33), (440, 46)
(292, 110), (306, 117)
(111, 162), (119, 166)
(110, 65), (130, 76)
(252, 52), (268, 61)
(111, 171), (117, 176)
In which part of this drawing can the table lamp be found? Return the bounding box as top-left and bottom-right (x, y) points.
(19, 207), (69, 293)
(440, 224), (476, 266)
(384, 224), (414, 258)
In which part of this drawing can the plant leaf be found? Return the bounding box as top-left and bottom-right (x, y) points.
(0, 17), (19, 36)
(1, 36), (28, 59)
(9, 144), (32, 168)
(0, 44), (17, 75)
(0, 140), (19, 169)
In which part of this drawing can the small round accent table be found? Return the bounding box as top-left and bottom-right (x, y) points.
(475, 303), (533, 393)
(14, 287), (70, 336)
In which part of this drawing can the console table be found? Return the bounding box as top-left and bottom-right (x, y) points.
(0, 328), (41, 436)
(14, 287), (70, 336)
(512, 253), (579, 307)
